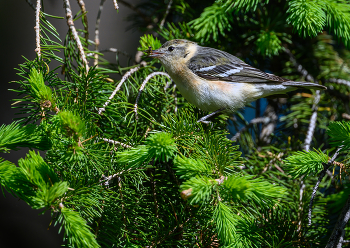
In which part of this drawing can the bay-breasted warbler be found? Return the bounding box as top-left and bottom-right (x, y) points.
(148, 39), (326, 123)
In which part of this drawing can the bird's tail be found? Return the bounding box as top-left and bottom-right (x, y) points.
(282, 81), (327, 90)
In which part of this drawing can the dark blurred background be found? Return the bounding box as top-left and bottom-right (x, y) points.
(0, 0), (141, 246)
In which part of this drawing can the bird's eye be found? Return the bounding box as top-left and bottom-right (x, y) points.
(168, 46), (175, 52)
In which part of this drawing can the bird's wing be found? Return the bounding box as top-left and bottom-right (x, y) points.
(188, 47), (287, 83)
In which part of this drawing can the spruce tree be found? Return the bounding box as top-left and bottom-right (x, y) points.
(1, 0), (350, 246)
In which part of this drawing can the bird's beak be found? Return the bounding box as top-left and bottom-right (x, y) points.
(146, 49), (165, 58)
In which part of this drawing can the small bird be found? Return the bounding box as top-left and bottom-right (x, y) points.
(148, 39), (326, 123)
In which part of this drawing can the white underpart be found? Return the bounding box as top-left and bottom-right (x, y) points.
(216, 68), (242, 77)
(198, 65), (217, 71)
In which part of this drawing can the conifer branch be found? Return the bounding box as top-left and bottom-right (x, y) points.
(102, 138), (132, 149)
(77, 0), (89, 43)
(64, 0), (89, 72)
(112, 0), (119, 10)
(34, 0), (41, 58)
(150, 171), (160, 230)
(94, 0), (106, 66)
(101, 170), (130, 186)
(164, 80), (178, 113)
(134, 72), (171, 120)
(98, 66), (140, 114)
(308, 147), (340, 226)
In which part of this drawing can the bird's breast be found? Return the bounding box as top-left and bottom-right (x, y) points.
(163, 63), (265, 112)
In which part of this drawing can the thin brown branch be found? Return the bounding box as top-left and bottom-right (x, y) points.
(77, 0), (89, 44)
(63, 0), (89, 72)
(94, 0), (107, 66)
(134, 72), (171, 120)
(98, 66), (141, 114)
(34, 0), (41, 58)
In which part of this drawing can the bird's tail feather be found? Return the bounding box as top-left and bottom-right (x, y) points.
(282, 81), (327, 90)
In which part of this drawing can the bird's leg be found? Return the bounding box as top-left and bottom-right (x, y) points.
(197, 108), (226, 124)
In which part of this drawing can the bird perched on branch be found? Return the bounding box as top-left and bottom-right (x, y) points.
(148, 39), (326, 123)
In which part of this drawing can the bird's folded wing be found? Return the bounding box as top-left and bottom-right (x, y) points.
(188, 50), (287, 83)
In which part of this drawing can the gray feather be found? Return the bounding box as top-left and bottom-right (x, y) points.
(282, 81), (327, 90)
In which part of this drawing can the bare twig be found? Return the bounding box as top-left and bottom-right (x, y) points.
(94, 0), (107, 66)
(98, 66), (141, 114)
(297, 181), (306, 234)
(112, 0), (119, 10)
(101, 169), (131, 186)
(308, 148), (340, 226)
(259, 101), (279, 144)
(329, 78), (350, 87)
(304, 90), (320, 152)
(284, 48), (315, 82)
(77, 0), (89, 43)
(160, 0), (173, 29)
(134, 72), (171, 120)
(231, 117), (270, 142)
(337, 229), (345, 248)
(34, 0), (41, 58)
(63, 0), (89, 72)
(285, 48), (323, 235)
(326, 193), (350, 247)
(284, 48), (321, 152)
(102, 138), (132, 149)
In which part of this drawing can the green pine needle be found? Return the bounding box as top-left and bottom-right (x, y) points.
(145, 132), (177, 162)
(285, 149), (329, 178)
(60, 207), (100, 248)
(328, 121), (350, 150)
(58, 111), (86, 140)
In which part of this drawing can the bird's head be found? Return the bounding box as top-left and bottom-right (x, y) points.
(147, 39), (197, 67)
